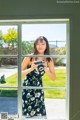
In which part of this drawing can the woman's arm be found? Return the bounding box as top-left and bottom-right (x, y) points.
(21, 57), (37, 76)
(44, 59), (56, 80)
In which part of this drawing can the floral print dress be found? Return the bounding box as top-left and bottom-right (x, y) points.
(22, 64), (47, 118)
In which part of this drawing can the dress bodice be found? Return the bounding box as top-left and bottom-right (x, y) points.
(23, 64), (45, 87)
(27, 64), (45, 77)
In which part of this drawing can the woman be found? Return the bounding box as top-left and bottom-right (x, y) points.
(22, 36), (56, 118)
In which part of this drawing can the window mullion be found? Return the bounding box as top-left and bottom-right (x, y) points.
(0, 55), (17, 58)
(22, 54), (66, 58)
(22, 86), (66, 90)
(18, 24), (22, 118)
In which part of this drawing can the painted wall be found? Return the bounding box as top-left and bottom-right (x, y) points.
(0, 0), (80, 120)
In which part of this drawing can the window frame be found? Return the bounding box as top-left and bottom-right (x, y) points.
(0, 19), (70, 120)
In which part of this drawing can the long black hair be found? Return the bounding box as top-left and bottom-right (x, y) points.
(30, 36), (51, 62)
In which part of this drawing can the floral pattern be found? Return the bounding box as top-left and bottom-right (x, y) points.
(22, 64), (46, 118)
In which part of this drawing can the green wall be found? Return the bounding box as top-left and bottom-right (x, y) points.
(0, 0), (80, 120)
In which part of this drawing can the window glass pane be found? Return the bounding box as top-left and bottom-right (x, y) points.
(0, 58), (18, 87)
(22, 24), (66, 55)
(21, 23), (67, 119)
(0, 26), (18, 55)
(0, 88), (18, 116)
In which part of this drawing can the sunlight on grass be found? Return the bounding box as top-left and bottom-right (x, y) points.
(0, 68), (66, 98)
(42, 68), (66, 87)
(0, 73), (18, 87)
(44, 90), (66, 99)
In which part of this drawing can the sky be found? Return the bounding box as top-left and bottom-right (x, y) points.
(0, 24), (66, 47)
(22, 24), (66, 41)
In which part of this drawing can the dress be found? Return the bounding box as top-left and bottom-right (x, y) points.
(22, 64), (47, 118)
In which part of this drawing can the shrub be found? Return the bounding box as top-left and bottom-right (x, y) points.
(55, 47), (66, 55)
(22, 41), (34, 55)
(54, 47), (66, 66)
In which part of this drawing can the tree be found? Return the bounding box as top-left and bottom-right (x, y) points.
(3, 28), (18, 48)
(0, 30), (3, 40)
(54, 47), (66, 66)
(0, 30), (3, 48)
(22, 41), (34, 54)
(55, 47), (66, 55)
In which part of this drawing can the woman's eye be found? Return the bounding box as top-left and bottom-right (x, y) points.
(37, 43), (45, 45)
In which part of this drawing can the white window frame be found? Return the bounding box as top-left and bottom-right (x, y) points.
(0, 19), (70, 120)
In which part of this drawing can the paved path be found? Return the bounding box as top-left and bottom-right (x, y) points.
(45, 98), (66, 119)
(0, 66), (17, 78)
(0, 97), (17, 114)
(0, 97), (66, 119)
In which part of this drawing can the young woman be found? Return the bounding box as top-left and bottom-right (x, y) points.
(22, 36), (56, 118)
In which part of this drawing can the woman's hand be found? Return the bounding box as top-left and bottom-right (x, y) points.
(31, 62), (37, 71)
(43, 60), (56, 80)
(43, 61), (48, 68)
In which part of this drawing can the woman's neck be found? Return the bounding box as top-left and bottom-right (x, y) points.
(38, 53), (44, 55)
(37, 53), (46, 61)
(37, 57), (46, 61)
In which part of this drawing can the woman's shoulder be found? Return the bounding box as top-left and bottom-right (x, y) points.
(23, 53), (34, 63)
(24, 53), (33, 58)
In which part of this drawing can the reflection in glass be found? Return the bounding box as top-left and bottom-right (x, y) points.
(0, 26), (18, 55)
(0, 58), (18, 87)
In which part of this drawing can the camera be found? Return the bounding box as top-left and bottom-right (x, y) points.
(34, 60), (45, 75)
(34, 60), (44, 66)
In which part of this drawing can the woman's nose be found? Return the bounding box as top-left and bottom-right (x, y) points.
(39, 45), (42, 47)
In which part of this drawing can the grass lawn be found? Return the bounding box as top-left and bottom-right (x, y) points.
(0, 67), (66, 99)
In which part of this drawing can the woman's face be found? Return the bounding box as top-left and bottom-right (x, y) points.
(36, 39), (46, 54)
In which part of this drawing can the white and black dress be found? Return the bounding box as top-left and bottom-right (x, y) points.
(22, 64), (46, 118)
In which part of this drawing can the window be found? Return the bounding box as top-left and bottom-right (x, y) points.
(0, 19), (69, 120)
